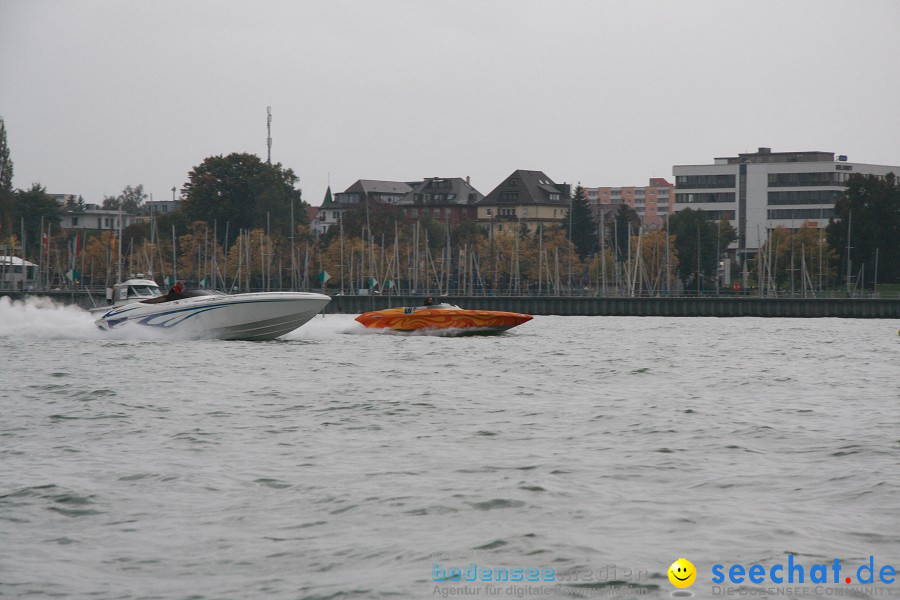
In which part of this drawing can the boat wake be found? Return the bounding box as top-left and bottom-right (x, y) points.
(0, 297), (423, 342)
(0, 296), (176, 341)
(280, 314), (371, 340)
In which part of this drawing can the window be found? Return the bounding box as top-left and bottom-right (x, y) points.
(767, 190), (842, 205)
(71, 217), (79, 226)
(767, 172), (842, 187)
(674, 192), (736, 204)
(509, 179), (518, 186)
(501, 192), (518, 201)
(676, 174), (737, 189)
(767, 208), (834, 220)
(549, 193), (560, 201)
(411, 208), (418, 217)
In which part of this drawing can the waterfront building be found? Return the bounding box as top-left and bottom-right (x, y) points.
(476, 170), (571, 235)
(582, 178), (674, 230)
(323, 177), (483, 233)
(59, 204), (142, 231)
(144, 199), (182, 216)
(0, 255), (37, 290)
(672, 148), (900, 261)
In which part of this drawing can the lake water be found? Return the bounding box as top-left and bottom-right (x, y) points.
(1, 296), (899, 599)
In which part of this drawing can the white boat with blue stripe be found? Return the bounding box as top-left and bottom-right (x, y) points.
(95, 288), (331, 340)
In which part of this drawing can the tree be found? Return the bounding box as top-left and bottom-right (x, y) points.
(564, 185), (596, 258)
(181, 153), (306, 241)
(0, 117), (13, 234)
(321, 201), (406, 248)
(12, 183), (60, 257)
(102, 184), (147, 212)
(667, 208), (736, 289)
(826, 172), (900, 285)
(65, 195), (86, 213)
(607, 204), (641, 263)
(757, 225), (837, 292)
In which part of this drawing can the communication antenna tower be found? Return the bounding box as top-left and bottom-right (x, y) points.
(266, 106), (273, 164)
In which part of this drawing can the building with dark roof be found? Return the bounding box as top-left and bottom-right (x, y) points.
(405, 177), (482, 226)
(321, 176), (484, 232)
(476, 170), (571, 234)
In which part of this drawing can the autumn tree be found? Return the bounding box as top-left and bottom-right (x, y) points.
(757, 225), (837, 291)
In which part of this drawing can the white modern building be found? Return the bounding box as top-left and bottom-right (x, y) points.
(672, 148), (899, 261)
(59, 204), (143, 231)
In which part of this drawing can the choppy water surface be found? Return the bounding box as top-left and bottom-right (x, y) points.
(1, 297), (899, 599)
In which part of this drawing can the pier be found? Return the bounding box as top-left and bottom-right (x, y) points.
(326, 295), (900, 318)
(2, 291), (898, 319)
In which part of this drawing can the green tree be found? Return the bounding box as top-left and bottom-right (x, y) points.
(0, 117), (13, 234)
(65, 195), (86, 213)
(826, 172), (900, 285)
(668, 208), (736, 289)
(181, 153), (307, 241)
(102, 184), (147, 212)
(13, 183), (60, 256)
(564, 185), (596, 258)
(607, 204), (641, 263)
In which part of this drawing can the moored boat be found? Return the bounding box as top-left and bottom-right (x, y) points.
(355, 302), (532, 335)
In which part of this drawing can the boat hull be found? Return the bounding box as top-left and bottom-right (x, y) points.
(355, 307), (532, 334)
(95, 292), (331, 340)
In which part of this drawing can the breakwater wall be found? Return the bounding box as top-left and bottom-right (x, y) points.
(327, 295), (900, 318)
(3, 291), (899, 318)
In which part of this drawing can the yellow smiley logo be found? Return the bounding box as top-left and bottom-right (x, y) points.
(668, 558), (696, 588)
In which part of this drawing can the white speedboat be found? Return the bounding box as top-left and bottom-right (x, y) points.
(94, 290), (331, 340)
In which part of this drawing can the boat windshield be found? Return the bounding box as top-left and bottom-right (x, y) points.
(128, 285), (161, 298)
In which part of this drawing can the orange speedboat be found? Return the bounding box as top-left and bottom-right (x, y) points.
(355, 303), (532, 335)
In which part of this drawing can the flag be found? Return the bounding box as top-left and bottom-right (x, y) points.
(164, 275), (173, 286)
(317, 270), (330, 284)
(42, 231), (48, 253)
(366, 277), (378, 288)
(384, 279), (394, 289)
(65, 269), (80, 282)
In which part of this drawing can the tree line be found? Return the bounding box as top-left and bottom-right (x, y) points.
(2, 116), (897, 293)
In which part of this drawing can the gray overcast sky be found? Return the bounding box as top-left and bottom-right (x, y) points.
(2, 0), (899, 206)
